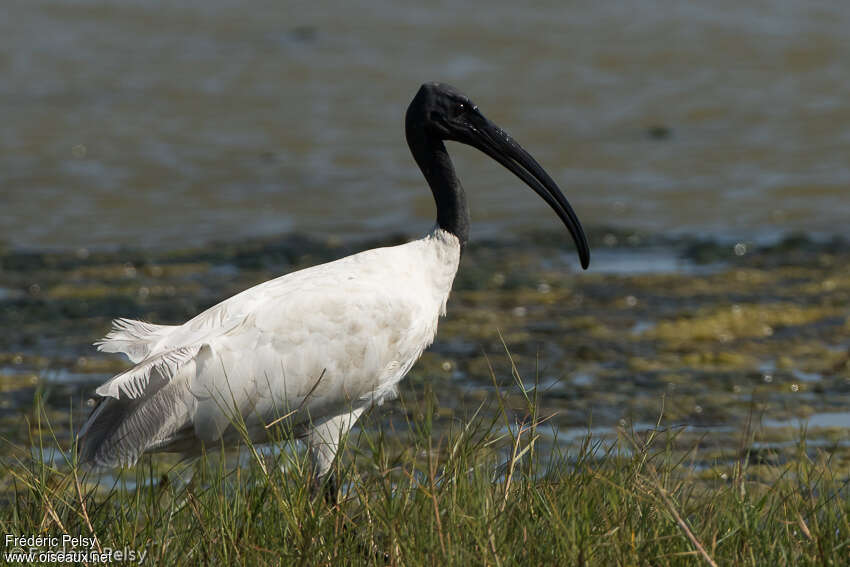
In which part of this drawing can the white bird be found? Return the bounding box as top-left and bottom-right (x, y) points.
(77, 83), (590, 490)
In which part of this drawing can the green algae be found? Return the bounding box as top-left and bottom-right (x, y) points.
(647, 303), (834, 343)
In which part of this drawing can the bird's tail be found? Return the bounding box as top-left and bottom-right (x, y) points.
(76, 382), (192, 469)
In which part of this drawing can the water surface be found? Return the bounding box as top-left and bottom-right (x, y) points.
(2, 0), (849, 249)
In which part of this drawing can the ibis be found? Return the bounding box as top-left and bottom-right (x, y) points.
(77, 82), (590, 490)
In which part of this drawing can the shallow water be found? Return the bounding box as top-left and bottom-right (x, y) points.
(2, 0), (850, 250)
(1, 231), (849, 473)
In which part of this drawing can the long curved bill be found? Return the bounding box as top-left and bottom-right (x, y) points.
(459, 112), (591, 269)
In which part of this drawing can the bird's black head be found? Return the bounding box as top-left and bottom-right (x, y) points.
(406, 82), (482, 141)
(405, 82), (591, 269)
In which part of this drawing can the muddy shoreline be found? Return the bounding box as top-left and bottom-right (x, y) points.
(2, 227), (849, 472)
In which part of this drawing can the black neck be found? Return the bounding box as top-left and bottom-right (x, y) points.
(406, 129), (470, 248)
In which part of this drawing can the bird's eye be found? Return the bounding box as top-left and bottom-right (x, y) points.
(456, 102), (466, 115)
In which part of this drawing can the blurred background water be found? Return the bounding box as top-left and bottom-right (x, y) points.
(1, 0), (848, 250)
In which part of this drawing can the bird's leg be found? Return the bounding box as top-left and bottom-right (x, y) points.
(309, 470), (339, 506)
(306, 408), (365, 506)
(307, 415), (390, 562)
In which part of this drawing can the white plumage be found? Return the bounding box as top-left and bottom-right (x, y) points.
(79, 228), (460, 475)
(77, 82), (590, 484)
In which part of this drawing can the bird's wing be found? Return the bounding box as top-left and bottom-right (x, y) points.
(185, 257), (437, 436)
(91, 306), (252, 400)
(90, 256), (321, 395)
(92, 244), (421, 402)
(93, 305), (261, 401)
(94, 344), (203, 399)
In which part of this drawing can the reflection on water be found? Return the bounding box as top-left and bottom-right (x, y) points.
(762, 412), (850, 430)
(2, 0), (850, 249)
(560, 247), (724, 275)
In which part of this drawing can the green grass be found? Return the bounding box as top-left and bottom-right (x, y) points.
(3, 381), (850, 566)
